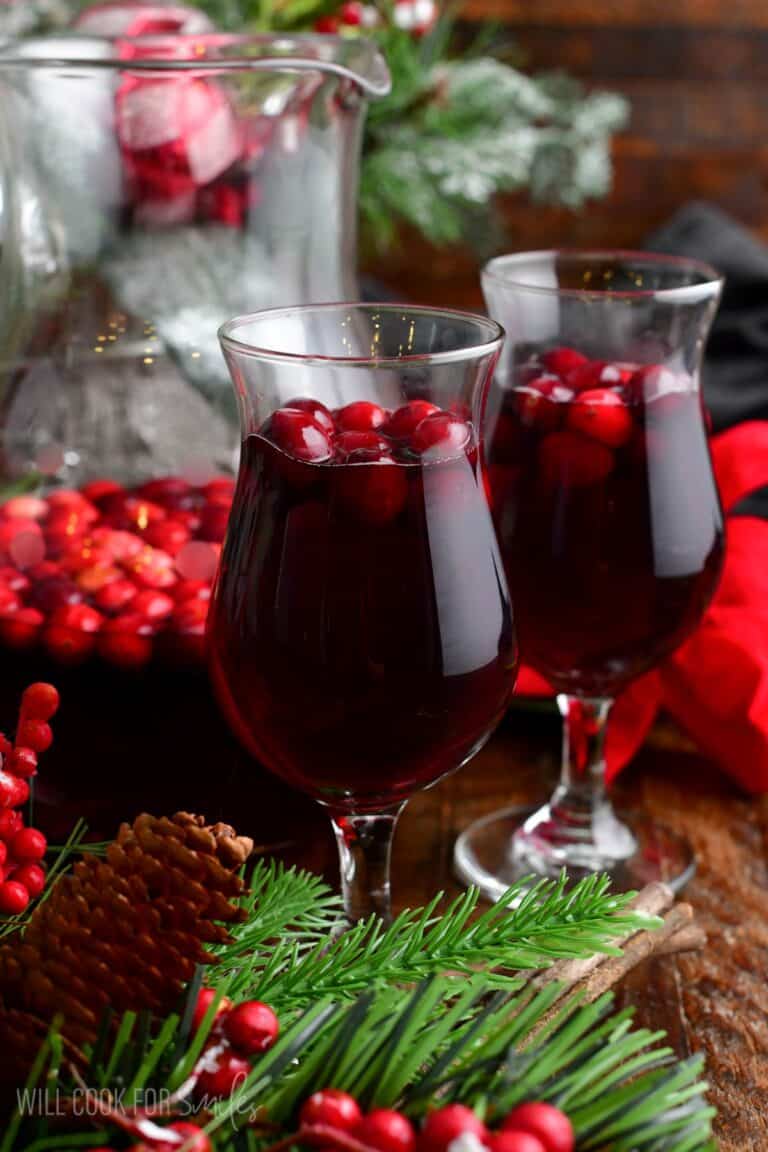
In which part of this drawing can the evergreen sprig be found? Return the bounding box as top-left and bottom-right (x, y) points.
(217, 867), (659, 1012)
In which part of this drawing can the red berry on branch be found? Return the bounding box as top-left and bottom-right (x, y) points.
(487, 1133), (546, 1152)
(385, 401), (440, 441)
(223, 1000), (279, 1056)
(300, 1089), (362, 1131)
(131, 590), (175, 622)
(356, 1110), (416, 1152)
(0, 811), (22, 838)
(9, 748), (37, 779)
(95, 579), (138, 614)
(0, 607), (44, 650)
(0, 880), (30, 915)
(0, 771), (18, 808)
(98, 615), (155, 669)
(419, 1105), (487, 1152)
(191, 987), (232, 1033)
(196, 1049), (251, 1099)
(8, 778), (29, 807)
(341, 1), (364, 23)
(12, 863), (46, 898)
(336, 402), (389, 434)
(11, 828), (47, 862)
(16, 721), (52, 754)
(21, 683), (60, 722)
(502, 1104), (574, 1152)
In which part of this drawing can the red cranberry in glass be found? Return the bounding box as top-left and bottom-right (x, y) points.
(0, 568), (30, 595)
(98, 615), (155, 668)
(385, 400), (440, 440)
(138, 476), (192, 503)
(285, 397), (336, 434)
(173, 579), (212, 603)
(336, 401), (389, 433)
(30, 577), (83, 614)
(144, 519), (190, 555)
(514, 377), (570, 431)
(300, 1089), (362, 1131)
(336, 451), (408, 525)
(469, 249), (725, 898)
(541, 347), (587, 378)
(357, 1111), (416, 1152)
(265, 409), (334, 462)
(411, 413), (471, 458)
(335, 430), (392, 460)
(95, 579), (138, 614)
(132, 590), (175, 622)
(0, 607), (44, 649)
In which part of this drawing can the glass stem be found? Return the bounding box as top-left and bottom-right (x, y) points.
(555, 694), (611, 814)
(329, 805), (405, 925)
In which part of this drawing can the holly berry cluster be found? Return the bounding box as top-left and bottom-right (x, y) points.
(191, 987), (280, 1101)
(0, 476), (233, 668)
(0, 683), (58, 916)
(496, 346), (705, 489)
(293, 1091), (573, 1152)
(314, 0), (437, 38)
(258, 395), (474, 524)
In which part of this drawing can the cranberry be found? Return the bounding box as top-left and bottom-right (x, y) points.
(356, 1110), (416, 1152)
(81, 478), (125, 505)
(502, 1103), (574, 1152)
(285, 397), (336, 434)
(385, 400), (440, 440)
(0, 607), (44, 649)
(118, 497), (168, 532)
(138, 476), (192, 503)
(538, 432), (614, 488)
(541, 347), (587, 378)
(0, 772), (18, 807)
(198, 505), (230, 543)
(10, 748), (37, 779)
(419, 1105), (487, 1152)
(144, 519), (190, 555)
(12, 863), (45, 898)
(340, 0), (364, 23)
(9, 531), (46, 570)
(172, 598), (209, 630)
(600, 362), (637, 387)
(335, 431), (393, 460)
(130, 547), (177, 589)
(0, 517), (43, 548)
(196, 1050), (251, 1099)
(564, 360), (608, 392)
(92, 528), (145, 562)
(132, 590), (175, 621)
(204, 477), (236, 501)
(412, 413), (471, 458)
(11, 827), (47, 862)
(60, 542), (115, 574)
(95, 579), (138, 614)
(632, 364), (692, 410)
(16, 720), (53, 752)
(98, 615), (155, 668)
(314, 14), (339, 31)
(264, 409), (334, 462)
(223, 1000), (279, 1056)
(47, 489), (95, 512)
(77, 565), (123, 594)
(166, 1123), (212, 1152)
(0, 811), (22, 838)
(29, 577), (83, 614)
(0, 843), (6, 867)
(566, 389), (632, 448)
(0, 881), (30, 915)
(191, 987), (232, 1033)
(0, 568), (30, 594)
(21, 683), (60, 721)
(515, 377), (571, 430)
(0, 586), (19, 614)
(337, 454), (408, 525)
(487, 1134), (546, 1152)
(300, 1089), (362, 1131)
(172, 579), (213, 604)
(50, 603), (103, 633)
(2, 496), (48, 521)
(336, 401), (389, 433)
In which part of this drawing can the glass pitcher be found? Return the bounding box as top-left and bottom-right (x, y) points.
(0, 31), (389, 843)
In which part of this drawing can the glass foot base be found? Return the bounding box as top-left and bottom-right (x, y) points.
(454, 804), (696, 903)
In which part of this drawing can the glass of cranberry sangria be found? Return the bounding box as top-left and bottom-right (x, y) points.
(454, 251), (724, 899)
(211, 303), (516, 923)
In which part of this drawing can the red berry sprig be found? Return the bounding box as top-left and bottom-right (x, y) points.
(0, 682), (58, 915)
(190, 986), (280, 1102)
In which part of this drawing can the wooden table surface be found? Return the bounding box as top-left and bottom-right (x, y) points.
(382, 705), (768, 1152)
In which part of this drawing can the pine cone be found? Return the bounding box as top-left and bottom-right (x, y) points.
(0, 812), (253, 1052)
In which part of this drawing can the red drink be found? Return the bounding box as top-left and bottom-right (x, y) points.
(488, 357), (725, 694)
(209, 400), (516, 813)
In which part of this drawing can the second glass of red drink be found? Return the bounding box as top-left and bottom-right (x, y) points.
(210, 304), (517, 923)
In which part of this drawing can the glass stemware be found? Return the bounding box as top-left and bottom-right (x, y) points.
(455, 251), (724, 899)
(211, 303), (516, 922)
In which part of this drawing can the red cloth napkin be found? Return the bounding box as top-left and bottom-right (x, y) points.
(514, 421), (768, 793)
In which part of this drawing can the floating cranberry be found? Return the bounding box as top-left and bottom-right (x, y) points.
(412, 413), (471, 459)
(175, 541), (219, 583)
(541, 347), (587, 378)
(172, 579), (212, 604)
(337, 454), (408, 525)
(93, 528), (145, 562)
(130, 547), (177, 589)
(385, 400), (440, 440)
(566, 389), (632, 448)
(538, 432), (614, 489)
(2, 496), (49, 521)
(0, 607), (43, 650)
(132, 590), (176, 622)
(223, 1000), (279, 1056)
(196, 1050), (251, 1099)
(286, 397), (336, 434)
(0, 517), (43, 547)
(264, 409), (334, 462)
(515, 377), (570, 430)
(0, 772), (19, 808)
(47, 489), (95, 512)
(12, 864), (45, 899)
(81, 478), (125, 505)
(335, 431), (393, 460)
(336, 401), (389, 433)
(138, 476), (192, 503)
(29, 577), (83, 614)
(0, 568), (30, 595)
(198, 505), (230, 543)
(191, 987), (232, 1033)
(419, 1104), (487, 1152)
(11, 827), (47, 862)
(0, 811), (22, 838)
(9, 748), (37, 779)
(51, 603), (103, 633)
(300, 1089), (362, 1131)
(0, 843), (7, 868)
(487, 1133), (546, 1152)
(95, 579), (138, 614)
(172, 598), (209, 630)
(98, 615), (155, 669)
(564, 360), (608, 392)
(0, 586), (19, 615)
(16, 720), (53, 753)
(144, 519), (190, 555)
(166, 1123), (212, 1152)
(76, 565), (123, 594)
(204, 477), (236, 501)
(0, 880), (30, 915)
(502, 1103), (574, 1152)
(20, 684), (58, 726)
(356, 1110), (416, 1152)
